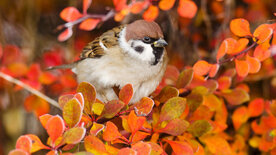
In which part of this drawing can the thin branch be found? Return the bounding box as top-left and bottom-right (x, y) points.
(218, 41), (257, 65)
(0, 71), (60, 109)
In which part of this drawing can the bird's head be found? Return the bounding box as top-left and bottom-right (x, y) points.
(119, 20), (167, 65)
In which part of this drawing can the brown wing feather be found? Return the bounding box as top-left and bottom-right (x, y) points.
(80, 25), (125, 59)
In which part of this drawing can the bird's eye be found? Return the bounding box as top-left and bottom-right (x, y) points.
(143, 36), (151, 43)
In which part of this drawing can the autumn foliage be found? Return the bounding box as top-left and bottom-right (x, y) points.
(2, 0), (276, 154)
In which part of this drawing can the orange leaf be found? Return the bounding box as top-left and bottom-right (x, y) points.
(235, 59), (249, 77)
(83, 0), (92, 14)
(39, 114), (53, 129)
(16, 135), (32, 153)
(114, 12), (125, 22)
(230, 18), (252, 37)
(270, 100), (276, 117)
(119, 83), (133, 105)
(7, 62), (28, 77)
(253, 43), (271, 61)
(132, 97), (154, 116)
(131, 131), (150, 143)
(232, 106), (249, 130)
(79, 19), (100, 31)
(177, 0), (197, 19)
(63, 127), (86, 144)
(26, 134), (50, 153)
(221, 88), (249, 105)
(230, 38), (249, 55)
(246, 54), (261, 73)
(193, 60), (211, 76)
(216, 38), (237, 61)
(60, 7), (82, 22)
(159, 118), (189, 136)
(58, 28), (73, 42)
(45, 115), (65, 143)
(165, 140), (193, 155)
(154, 86), (179, 103)
(199, 134), (232, 155)
(203, 94), (222, 111)
(39, 72), (57, 85)
(147, 142), (164, 155)
(84, 135), (107, 154)
(24, 95), (50, 117)
(63, 98), (82, 128)
(90, 122), (105, 136)
(130, 2), (146, 14)
(132, 142), (151, 155)
(253, 24), (273, 44)
(103, 121), (122, 141)
(128, 110), (146, 133)
(77, 82), (96, 115)
(143, 5), (159, 21)
(74, 93), (84, 109)
(218, 76), (231, 90)
(100, 100), (125, 119)
(248, 98), (264, 117)
(209, 64), (219, 77)
(118, 148), (137, 155)
(159, 0), (176, 11)
(176, 68), (194, 88)
(8, 149), (28, 155)
(113, 0), (127, 11)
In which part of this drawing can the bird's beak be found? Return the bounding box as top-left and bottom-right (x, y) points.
(153, 38), (168, 47)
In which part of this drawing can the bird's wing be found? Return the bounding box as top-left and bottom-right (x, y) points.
(80, 25), (125, 59)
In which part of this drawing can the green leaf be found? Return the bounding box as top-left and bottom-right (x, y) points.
(221, 88), (249, 105)
(63, 127), (86, 144)
(159, 118), (189, 136)
(176, 68), (194, 88)
(77, 82), (96, 115)
(187, 120), (212, 137)
(159, 97), (186, 122)
(100, 100), (125, 119)
(154, 86), (179, 103)
(63, 98), (82, 128)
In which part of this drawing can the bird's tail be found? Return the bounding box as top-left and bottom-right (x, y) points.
(46, 61), (79, 70)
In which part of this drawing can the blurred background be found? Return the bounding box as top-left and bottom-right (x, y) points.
(0, 0), (276, 154)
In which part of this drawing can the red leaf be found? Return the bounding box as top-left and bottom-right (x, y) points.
(119, 83), (133, 105)
(42, 51), (63, 67)
(113, 0), (127, 11)
(165, 140), (193, 155)
(193, 60), (211, 76)
(103, 121), (122, 141)
(58, 28), (73, 42)
(132, 97), (154, 116)
(60, 7), (82, 22)
(16, 135), (32, 153)
(177, 0), (198, 19)
(27, 64), (41, 81)
(218, 76), (232, 90)
(248, 98), (264, 117)
(235, 59), (249, 77)
(253, 24), (273, 44)
(26, 134), (50, 153)
(2, 45), (22, 65)
(230, 18), (252, 37)
(84, 135), (107, 154)
(83, 0), (92, 14)
(63, 127), (86, 144)
(128, 110), (146, 133)
(143, 5), (159, 21)
(63, 98), (82, 128)
(246, 54), (261, 73)
(159, 0), (176, 11)
(132, 141), (151, 155)
(24, 95), (50, 117)
(45, 115), (65, 143)
(79, 19), (100, 31)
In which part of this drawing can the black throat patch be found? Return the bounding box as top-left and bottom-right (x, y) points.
(151, 45), (164, 65)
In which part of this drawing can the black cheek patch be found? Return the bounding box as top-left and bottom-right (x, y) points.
(151, 46), (164, 65)
(134, 46), (144, 53)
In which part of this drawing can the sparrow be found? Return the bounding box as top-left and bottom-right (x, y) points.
(50, 20), (168, 103)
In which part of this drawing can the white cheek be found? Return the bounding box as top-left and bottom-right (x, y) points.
(119, 28), (154, 63)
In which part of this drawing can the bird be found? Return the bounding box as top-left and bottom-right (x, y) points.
(50, 20), (168, 103)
